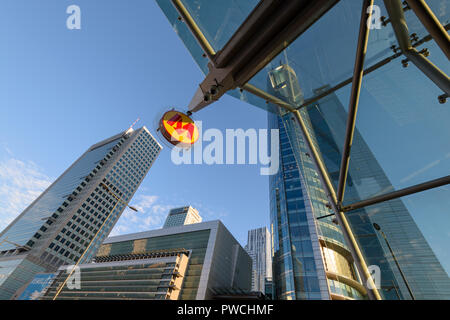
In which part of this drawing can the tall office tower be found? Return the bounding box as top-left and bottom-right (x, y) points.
(163, 206), (202, 228)
(0, 126), (162, 299)
(244, 227), (272, 293)
(268, 64), (450, 300)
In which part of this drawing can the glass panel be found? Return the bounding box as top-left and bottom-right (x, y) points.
(0, 138), (121, 251)
(0, 258), (45, 299)
(156, 0), (209, 74)
(181, 0), (259, 51)
(0, 258), (23, 287)
(155, 0), (274, 112)
(403, 0), (450, 40)
(248, 0), (363, 104)
(156, 0), (364, 113)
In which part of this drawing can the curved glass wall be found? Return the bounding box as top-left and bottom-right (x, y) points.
(269, 112), (326, 300)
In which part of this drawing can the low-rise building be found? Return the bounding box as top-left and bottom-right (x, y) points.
(41, 220), (251, 300)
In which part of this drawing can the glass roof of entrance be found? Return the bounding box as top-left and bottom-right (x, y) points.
(156, 0), (450, 277)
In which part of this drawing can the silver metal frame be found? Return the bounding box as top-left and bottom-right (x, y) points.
(336, 0), (374, 205)
(170, 0), (450, 300)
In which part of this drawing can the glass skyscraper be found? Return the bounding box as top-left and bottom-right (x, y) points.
(156, 0), (450, 300)
(0, 126), (162, 299)
(43, 220), (251, 300)
(268, 64), (450, 300)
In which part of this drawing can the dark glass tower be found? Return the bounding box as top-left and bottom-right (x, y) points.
(268, 64), (450, 300)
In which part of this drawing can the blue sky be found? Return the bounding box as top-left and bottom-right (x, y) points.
(0, 0), (448, 274)
(0, 0), (269, 248)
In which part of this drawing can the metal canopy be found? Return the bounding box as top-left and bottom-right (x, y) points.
(168, 0), (450, 300)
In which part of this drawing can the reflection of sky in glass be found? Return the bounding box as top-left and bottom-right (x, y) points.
(0, 138), (120, 251)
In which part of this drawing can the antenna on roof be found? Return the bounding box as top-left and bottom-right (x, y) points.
(127, 117), (140, 132)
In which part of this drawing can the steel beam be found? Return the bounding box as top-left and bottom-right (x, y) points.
(383, 0), (450, 96)
(404, 0), (450, 60)
(336, 0), (374, 204)
(316, 213), (336, 220)
(242, 83), (296, 111)
(342, 175), (450, 212)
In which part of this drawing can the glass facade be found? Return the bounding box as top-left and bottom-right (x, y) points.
(244, 227), (272, 293)
(268, 63), (450, 299)
(157, 0), (450, 300)
(179, 0), (259, 52)
(307, 88), (450, 300)
(267, 64), (365, 300)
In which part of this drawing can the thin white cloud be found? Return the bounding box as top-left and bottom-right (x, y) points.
(0, 157), (53, 229)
